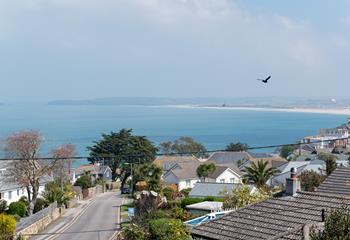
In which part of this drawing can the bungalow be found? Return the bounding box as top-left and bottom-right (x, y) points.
(0, 161), (52, 204)
(189, 182), (256, 198)
(72, 163), (112, 183)
(206, 166), (241, 184)
(191, 167), (350, 240)
(153, 155), (200, 171)
(163, 161), (201, 191)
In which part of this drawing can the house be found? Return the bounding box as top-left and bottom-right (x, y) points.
(270, 160), (325, 187)
(153, 155), (200, 171)
(163, 161), (201, 191)
(206, 166), (241, 184)
(191, 167), (350, 240)
(207, 151), (252, 166)
(72, 163), (112, 183)
(0, 161), (52, 204)
(189, 182), (256, 198)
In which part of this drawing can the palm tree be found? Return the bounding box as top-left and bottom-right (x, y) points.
(243, 160), (280, 188)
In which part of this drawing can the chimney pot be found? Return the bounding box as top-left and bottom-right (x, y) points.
(285, 168), (301, 196)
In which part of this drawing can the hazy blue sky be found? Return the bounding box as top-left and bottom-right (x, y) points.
(1, 0), (350, 101)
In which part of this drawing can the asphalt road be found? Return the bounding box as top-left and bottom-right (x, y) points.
(53, 192), (124, 240)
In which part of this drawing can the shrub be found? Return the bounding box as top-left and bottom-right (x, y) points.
(149, 218), (190, 240)
(180, 188), (191, 198)
(299, 170), (326, 192)
(121, 223), (147, 240)
(74, 174), (93, 189)
(8, 202), (27, 218)
(33, 198), (48, 214)
(18, 196), (29, 208)
(162, 187), (175, 200)
(180, 197), (204, 208)
(0, 214), (16, 240)
(0, 200), (7, 213)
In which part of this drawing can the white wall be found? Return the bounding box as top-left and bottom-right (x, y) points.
(1, 185), (46, 204)
(207, 169), (241, 184)
(178, 179), (200, 191)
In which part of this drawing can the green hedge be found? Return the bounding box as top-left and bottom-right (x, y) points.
(180, 196), (223, 208)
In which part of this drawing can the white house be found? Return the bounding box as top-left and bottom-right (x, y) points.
(0, 161), (51, 204)
(206, 166), (242, 184)
(163, 161), (201, 191)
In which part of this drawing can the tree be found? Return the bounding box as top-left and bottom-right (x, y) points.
(133, 163), (162, 192)
(299, 170), (326, 192)
(149, 218), (190, 240)
(87, 129), (157, 187)
(318, 153), (337, 176)
(225, 142), (249, 152)
(51, 144), (76, 190)
(74, 174), (94, 189)
(159, 136), (207, 157)
(8, 201), (27, 217)
(4, 130), (57, 214)
(196, 163), (216, 182)
(243, 160), (280, 188)
(280, 145), (295, 159)
(222, 185), (270, 209)
(0, 214), (16, 240)
(311, 206), (350, 240)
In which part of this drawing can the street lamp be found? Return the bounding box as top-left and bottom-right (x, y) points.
(124, 162), (133, 196)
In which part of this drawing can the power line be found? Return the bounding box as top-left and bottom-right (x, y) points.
(0, 136), (347, 162)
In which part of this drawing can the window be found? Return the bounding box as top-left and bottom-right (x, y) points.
(230, 178), (235, 183)
(220, 179), (225, 183)
(17, 189), (20, 196)
(185, 180), (191, 187)
(8, 191), (12, 200)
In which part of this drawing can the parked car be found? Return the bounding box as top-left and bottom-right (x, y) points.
(121, 187), (131, 194)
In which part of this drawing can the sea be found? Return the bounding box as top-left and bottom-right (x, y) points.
(0, 103), (347, 167)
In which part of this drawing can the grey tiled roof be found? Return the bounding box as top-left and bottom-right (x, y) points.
(191, 191), (350, 240)
(189, 182), (254, 198)
(316, 167), (350, 196)
(208, 152), (252, 165)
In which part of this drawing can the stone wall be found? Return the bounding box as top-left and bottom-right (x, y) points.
(82, 185), (105, 199)
(16, 203), (65, 239)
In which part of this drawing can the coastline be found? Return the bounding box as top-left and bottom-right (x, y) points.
(170, 105), (350, 116)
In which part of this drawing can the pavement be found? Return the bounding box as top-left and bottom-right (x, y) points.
(30, 191), (126, 240)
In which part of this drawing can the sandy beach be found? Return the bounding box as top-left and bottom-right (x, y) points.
(171, 105), (350, 116)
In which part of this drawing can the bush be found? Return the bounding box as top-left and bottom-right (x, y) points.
(299, 170), (326, 192)
(33, 198), (48, 214)
(74, 174), (94, 189)
(121, 223), (147, 240)
(0, 214), (16, 240)
(163, 187), (175, 200)
(8, 202), (27, 218)
(180, 197), (204, 208)
(18, 196), (29, 208)
(0, 200), (7, 213)
(149, 218), (190, 240)
(180, 188), (191, 198)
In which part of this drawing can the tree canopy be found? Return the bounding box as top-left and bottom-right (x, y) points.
(87, 129), (157, 179)
(225, 142), (249, 152)
(280, 145), (295, 159)
(311, 206), (350, 240)
(243, 160), (280, 188)
(317, 153), (338, 176)
(159, 136), (207, 157)
(196, 163), (216, 182)
(299, 170), (326, 192)
(133, 163), (163, 192)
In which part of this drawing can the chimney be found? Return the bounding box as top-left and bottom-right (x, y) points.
(285, 167), (301, 196)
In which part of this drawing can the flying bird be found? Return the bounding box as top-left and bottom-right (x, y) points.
(257, 75), (271, 83)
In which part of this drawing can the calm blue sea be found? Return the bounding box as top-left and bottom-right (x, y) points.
(0, 104), (347, 166)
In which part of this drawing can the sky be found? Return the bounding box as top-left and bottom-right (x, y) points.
(1, 0), (350, 102)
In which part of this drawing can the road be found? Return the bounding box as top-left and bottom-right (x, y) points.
(53, 192), (124, 240)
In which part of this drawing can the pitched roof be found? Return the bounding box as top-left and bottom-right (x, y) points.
(189, 182), (255, 198)
(207, 166), (233, 179)
(208, 152), (252, 165)
(153, 155), (199, 171)
(316, 167), (350, 196)
(191, 191), (350, 240)
(165, 161), (201, 180)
